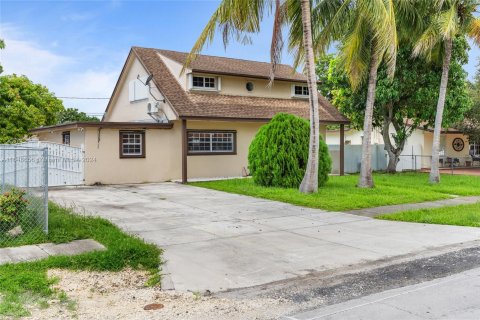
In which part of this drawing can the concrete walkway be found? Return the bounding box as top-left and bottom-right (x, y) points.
(49, 183), (480, 292)
(285, 266), (480, 320)
(0, 239), (105, 265)
(346, 196), (480, 218)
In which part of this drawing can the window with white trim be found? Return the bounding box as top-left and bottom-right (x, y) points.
(188, 131), (236, 154)
(192, 76), (216, 89)
(293, 85), (309, 97)
(120, 131), (145, 158)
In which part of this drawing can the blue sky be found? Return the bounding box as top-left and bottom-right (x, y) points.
(1, 0), (479, 115)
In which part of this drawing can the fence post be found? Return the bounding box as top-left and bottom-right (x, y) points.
(26, 149), (30, 192)
(14, 148), (17, 187)
(1, 149), (4, 193)
(43, 147), (49, 234)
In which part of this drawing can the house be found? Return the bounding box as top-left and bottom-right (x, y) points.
(325, 125), (477, 172)
(31, 47), (349, 185)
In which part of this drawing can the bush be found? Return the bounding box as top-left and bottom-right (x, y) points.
(248, 113), (332, 188)
(0, 188), (29, 229)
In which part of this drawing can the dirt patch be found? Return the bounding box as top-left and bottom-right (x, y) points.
(24, 269), (297, 320)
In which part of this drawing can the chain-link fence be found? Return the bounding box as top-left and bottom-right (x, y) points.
(398, 154), (480, 173)
(0, 145), (48, 247)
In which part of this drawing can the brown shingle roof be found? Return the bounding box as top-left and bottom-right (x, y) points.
(132, 47), (349, 123)
(157, 49), (308, 82)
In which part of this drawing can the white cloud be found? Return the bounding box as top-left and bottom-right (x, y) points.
(0, 24), (119, 115)
(1, 26), (72, 81)
(55, 70), (118, 114)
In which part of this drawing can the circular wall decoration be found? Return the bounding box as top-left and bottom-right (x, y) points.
(452, 138), (465, 152)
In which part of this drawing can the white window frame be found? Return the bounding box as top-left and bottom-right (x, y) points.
(291, 84), (309, 98)
(120, 131), (145, 158)
(187, 131), (236, 155)
(188, 74), (220, 91)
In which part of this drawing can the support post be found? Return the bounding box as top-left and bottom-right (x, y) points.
(1, 149), (5, 193)
(26, 149), (30, 192)
(181, 119), (187, 184)
(14, 148), (17, 186)
(43, 147), (49, 234)
(340, 124), (345, 176)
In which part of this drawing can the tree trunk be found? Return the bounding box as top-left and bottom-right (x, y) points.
(358, 50), (379, 188)
(299, 0), (320, 194)
(382, 104), (407, 174)
(430, 38), (453, 184)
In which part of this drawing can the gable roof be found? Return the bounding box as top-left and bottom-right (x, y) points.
(107, 47), (349, 124)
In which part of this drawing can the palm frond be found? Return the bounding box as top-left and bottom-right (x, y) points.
(412, 24), (441, 60)
(437, 3), (458, 40)
(376, 0), (398, 79)
(313, 0), (353, 54)
(183, 0), (269, 74)
(269, 0), (286, 85)
(339, 13), (370, 89)
(468, 18), (480, 46)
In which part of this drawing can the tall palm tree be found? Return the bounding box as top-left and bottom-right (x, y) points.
(184, 0), (322, 193)
(413, 0), (480, 183)
(289, 0), (399, 188)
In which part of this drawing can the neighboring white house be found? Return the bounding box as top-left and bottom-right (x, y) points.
(326, 125), (475, 171)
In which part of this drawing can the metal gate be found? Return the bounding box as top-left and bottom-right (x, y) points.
(12, 140), (84, 186)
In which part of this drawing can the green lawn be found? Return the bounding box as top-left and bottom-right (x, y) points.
(378, 202), (480, 227)
(191, 173), (480, 212)
(0, 203), (162, 318)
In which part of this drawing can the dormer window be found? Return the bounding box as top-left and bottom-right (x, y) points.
(293, 84), (309, 97)
(192, 76), (216, 89)
(188, 74), (221, 91)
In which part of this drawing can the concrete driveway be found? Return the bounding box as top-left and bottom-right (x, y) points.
(49, 183), (480, 292)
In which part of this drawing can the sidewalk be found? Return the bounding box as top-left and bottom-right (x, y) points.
(284, 266), (480, 320)
(0, 239), (105, 265)
(346, 196), (480, 217)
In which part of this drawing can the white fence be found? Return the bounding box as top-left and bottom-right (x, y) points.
(328, 143), (427, 174)
(8, 140), (85, 187)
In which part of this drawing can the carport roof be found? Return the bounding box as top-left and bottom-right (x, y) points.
(30, 121), (173, 133)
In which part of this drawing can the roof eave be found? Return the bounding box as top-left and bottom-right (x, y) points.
(30, 121), (174, 133)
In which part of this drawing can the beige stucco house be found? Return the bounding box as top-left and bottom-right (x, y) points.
(31, 47), (349, 185)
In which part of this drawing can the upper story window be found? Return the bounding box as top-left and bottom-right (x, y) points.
(193, 76), (215, 89)
(293, 85), (309, 97)
(188, 74), (221, 91)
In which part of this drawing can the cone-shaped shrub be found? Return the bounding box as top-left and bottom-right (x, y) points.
(248, 113), (332, 188)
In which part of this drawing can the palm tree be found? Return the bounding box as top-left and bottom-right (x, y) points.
(413, 0), (480, 183)
(289, 0), (399, 188)
(184, 0), (322, 193)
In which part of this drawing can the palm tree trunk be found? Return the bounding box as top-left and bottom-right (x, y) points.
(430, 38), (453, 184)
(299, 0), (320, 194)
(358, 50), (379, 188)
